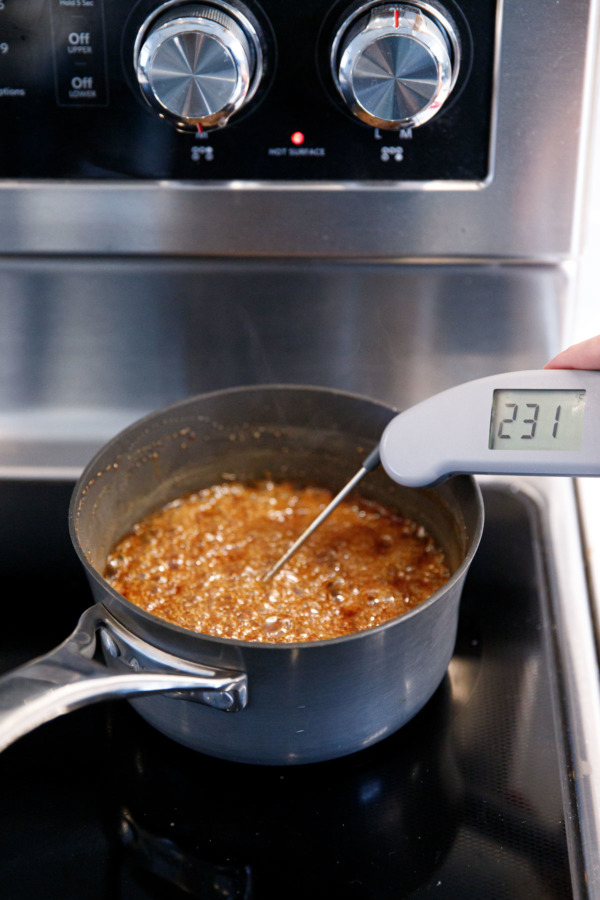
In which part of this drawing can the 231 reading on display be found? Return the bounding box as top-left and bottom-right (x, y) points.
(489, 390), (586, 451)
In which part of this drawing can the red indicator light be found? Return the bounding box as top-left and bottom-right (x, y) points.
(290, 131), (305, 146)
(394, 7), (399, 27)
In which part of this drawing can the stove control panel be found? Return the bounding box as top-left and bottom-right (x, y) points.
(0, 0), (497, 181)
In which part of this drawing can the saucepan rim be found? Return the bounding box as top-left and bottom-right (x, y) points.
(68, 383), (485, 653)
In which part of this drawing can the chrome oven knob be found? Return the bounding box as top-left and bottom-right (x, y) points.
(331, 3), (460, 130)
(135, 2), (264, 130)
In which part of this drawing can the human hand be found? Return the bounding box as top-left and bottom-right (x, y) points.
(545, 335), (600, 370)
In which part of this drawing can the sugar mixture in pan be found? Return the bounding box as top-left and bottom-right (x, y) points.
(104, 480), (450, 643)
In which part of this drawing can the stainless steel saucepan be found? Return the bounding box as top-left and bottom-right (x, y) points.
(0, 386), (484, 764)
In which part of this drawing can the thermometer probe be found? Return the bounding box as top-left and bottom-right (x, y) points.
(263, 369), (600, 580)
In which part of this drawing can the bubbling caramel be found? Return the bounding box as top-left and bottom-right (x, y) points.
(104, 480), (450, 643)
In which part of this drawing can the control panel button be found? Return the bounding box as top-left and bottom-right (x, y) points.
(49, 0), (109, 107)
(135, 2), (265, 130)
(331, 3), (460, 130)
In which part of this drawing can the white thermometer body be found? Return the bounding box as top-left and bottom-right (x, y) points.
(263, 369), (600, 579)
(379, 369), (600, 488)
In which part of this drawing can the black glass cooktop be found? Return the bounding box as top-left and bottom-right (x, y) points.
(0, 481), (584, 899)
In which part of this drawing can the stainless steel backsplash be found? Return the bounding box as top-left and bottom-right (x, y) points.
(0, 258), (567, 473)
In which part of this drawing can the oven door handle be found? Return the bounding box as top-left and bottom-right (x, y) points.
(0, 605), (248, 753)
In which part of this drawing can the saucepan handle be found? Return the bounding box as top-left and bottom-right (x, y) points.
(0, 604), (248, 753)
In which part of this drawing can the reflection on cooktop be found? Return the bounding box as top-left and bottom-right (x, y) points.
(0, 483), (583, 898)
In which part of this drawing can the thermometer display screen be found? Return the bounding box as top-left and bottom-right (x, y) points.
(489, 389), (586, 451)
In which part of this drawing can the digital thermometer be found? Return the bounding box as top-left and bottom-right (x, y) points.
(263, 369), (600, 579)
(380, 369), (600, 487)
